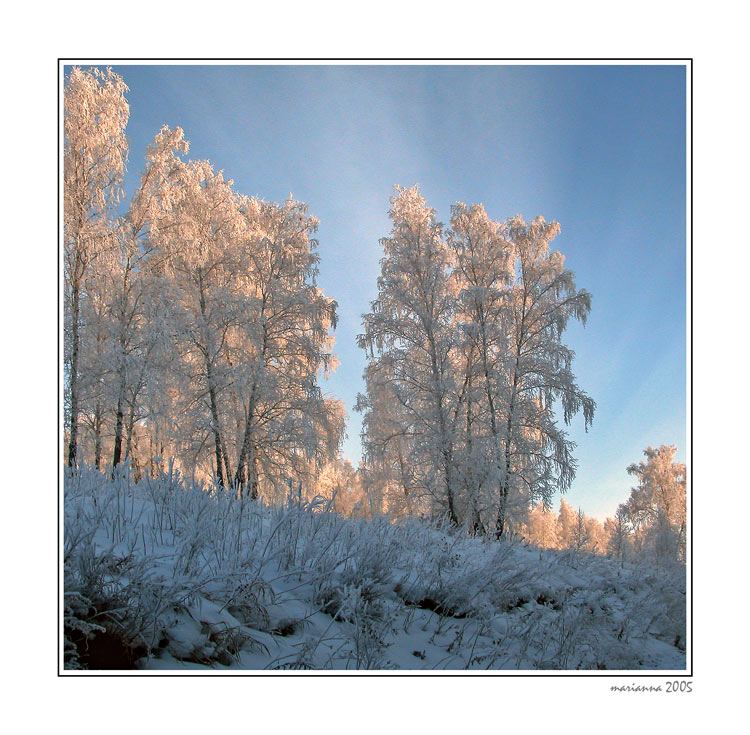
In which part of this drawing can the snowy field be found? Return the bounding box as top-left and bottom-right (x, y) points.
(63, 467), (686, 672)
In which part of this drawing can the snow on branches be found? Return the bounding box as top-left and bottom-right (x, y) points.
(63, 67), (344, 497)
(357, 186), (596, 534)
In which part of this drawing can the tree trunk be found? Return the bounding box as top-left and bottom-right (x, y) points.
(207, 372), (227, 488)
(495, 394), (515, 539)
(233, 399), (256, 496)
(397, 447), (410, 507)
(471, 504), (484, 535)
(197, 269), (231, 488)
(149, 432), (156, 478)
(112, 394), (125, 468)
(495, 290), (527, 540)
(94, 399), (103, 470)
(234, 319), (267, 496)
(464, 363), (480, 532)
(67, 280), (81, 468)
(112, 342), (128, 467)
(93, 325), (107, 470)
(125, 393), (138, 460)
(479, 329), (506, 533)
(443, 451), (459, 526)
(250, 448), (260, 500)
(495, 359), (519, 539)
(427, 332), (458, 526)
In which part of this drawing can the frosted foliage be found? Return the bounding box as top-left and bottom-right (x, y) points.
(358, 187), (595, 535)
(523, 505), (559, 548)
(143, 168), (345, 494)
(358, 186), (462, 524)
(64, 66), (129, 229)
(605, 508), (633, 564)
(557, 498), (578, 548)
(519, 500), (604, 554)
(62, 67), (686, 671)
(517, 445), (685, 569)
(63, 67), (343, 490)
(623, 445), (686, 564)
(64, 67), (130, 468)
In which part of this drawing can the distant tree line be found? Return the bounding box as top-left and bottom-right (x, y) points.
(520, 445), (686, 565)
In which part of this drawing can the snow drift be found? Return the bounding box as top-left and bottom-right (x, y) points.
(63, 466), (686, 671)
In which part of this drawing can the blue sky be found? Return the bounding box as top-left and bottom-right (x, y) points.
(103, 63), (686, 520)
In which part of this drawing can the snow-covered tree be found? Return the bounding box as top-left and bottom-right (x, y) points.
(75, 268), (112, 470)
(315, 458), (366, 516)
(63, 65), (346, 502)
(604, 506), (632, 565)
(144, 174), (344, 494)
(557, 497), (578, 548)
(229, 197), (343, 499)
(570, 507), (590, 551)
(449, 202), (514, 533)
(358, 186), (463, 524)
(622, 445), (686, 563)
(355, 358), (423, 518)
(584, 515), (607, 553)
(64, 66), (129, 467)
(522, 503), (559, 548)
(358, 192), (595, 533)
(107, 126), (189, 469)
(147, 157), (245, 487)
(491, 215), (595, 537)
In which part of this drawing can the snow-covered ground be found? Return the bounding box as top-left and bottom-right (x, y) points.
(63, 467), (686, 671)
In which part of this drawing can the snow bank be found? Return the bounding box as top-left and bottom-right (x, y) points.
(63, 466), (686, 671)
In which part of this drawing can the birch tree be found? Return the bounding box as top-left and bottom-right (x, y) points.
(623, 445), (686, 563)
(109, 126), (190, 469)
(523, 503), (559, 548)
(604, 506), (632, 564)
(449, 202), (514, 531)
(492, 215), (595, 537)
(64, 66), (129, 467)
(63, 66), (345, 490)
(571, 507), (591, 551)
(230, 197), (342, 498)
(149, 159), (244, 487)
(358, 187), (462, 524)
(356, 357), (427, 518)
(359, 192), (595, 532)
(76, 266), (112, 469)
(557, 497), (578, 548)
